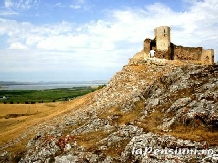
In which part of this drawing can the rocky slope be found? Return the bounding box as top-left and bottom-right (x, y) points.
(1, 58), (218, 163)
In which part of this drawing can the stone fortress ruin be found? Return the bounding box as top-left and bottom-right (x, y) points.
(130, 26), (214, 65)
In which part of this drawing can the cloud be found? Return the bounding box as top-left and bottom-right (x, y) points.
(1, 1), (218, 53)
(70, 0), (84, 9)
(70, 5), (81, 9)
(54, 3), (65, 8)
(74, 0), (85, 5)
(9, 42), (27, 49)
(0, 0), (218, 80)
(4, 0), (40, 10)
(4, 0), (13, 8)
(2, 0), (39, 18)
(36, 34), (89, 50)
(69, 0), (93, 11)
(0, 10), (19, 16)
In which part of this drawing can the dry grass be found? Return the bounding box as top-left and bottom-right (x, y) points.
(132, 101), (218, 146)
(0, 93), (92, 150)
(104, 139), (130, 158)
(138, 110), (165, 133)
(169, 125), (218, 146)
(75, 129), (130, 158)
(99, 101), (144, 126)
(0, 103), (58, 142)
(119, 102), (144, 125)
(3, 134), (35, 162)
(76, 130), (113, 150)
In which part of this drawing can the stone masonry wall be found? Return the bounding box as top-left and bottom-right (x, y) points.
(143, 39), (151, 58)
(202, 49), (214, 65)
(155, 50), (172, 60)
(154, 26), (170, 51)
(173, 46), (202, 61)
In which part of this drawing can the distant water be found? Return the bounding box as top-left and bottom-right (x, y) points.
(0, 83), (105, 90)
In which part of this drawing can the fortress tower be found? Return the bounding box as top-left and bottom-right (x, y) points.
(154, 26), (171, 59)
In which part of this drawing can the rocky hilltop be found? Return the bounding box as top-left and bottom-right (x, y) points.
(1, 58), (218, 163)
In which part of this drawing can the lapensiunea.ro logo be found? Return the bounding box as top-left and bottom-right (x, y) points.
(132, 146), (214, 157)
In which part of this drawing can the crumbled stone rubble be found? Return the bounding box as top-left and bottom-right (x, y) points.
(1, 59), (218, 163)
(97, 125), (143, 148)
(71, 118), (114, 135)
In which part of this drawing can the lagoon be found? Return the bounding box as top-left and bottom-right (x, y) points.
(0, 83), (106, 90)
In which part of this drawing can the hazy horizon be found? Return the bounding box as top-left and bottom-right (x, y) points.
(0, 80), (108, 83)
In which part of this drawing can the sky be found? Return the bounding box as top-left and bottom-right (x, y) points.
(0, 0), (218, 82)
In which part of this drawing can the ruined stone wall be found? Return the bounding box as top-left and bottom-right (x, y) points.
(130, 39), (151, 64)
(155, 50), (172, 60)
(143, 39), (151, 58)
(130, 26), (214, 65)
(201, 49), (214, 65)
(132, 51), (144, 60)
(129, 50), (145, 64)
(173, 46), (202, 61)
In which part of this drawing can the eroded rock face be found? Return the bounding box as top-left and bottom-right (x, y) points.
(147, 64), (218, 132)
(1, 59), (218, 163)
(122, 132), (218, 163)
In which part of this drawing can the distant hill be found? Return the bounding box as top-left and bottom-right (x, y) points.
(0, 80), (108, 86)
